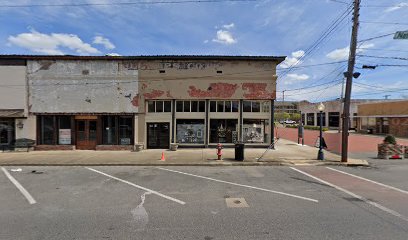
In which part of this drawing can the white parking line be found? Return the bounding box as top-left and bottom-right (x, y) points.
(1, 167), (36, 205)
(156, 167), (319, 203)
(85, 167), (186, 205)
(326, 167), (408, 195)
(291, 167), (408, 223)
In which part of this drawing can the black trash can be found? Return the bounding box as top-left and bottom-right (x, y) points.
(235, 143), (245, 161)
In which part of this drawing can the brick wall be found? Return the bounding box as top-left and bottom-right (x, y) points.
(95, 145), (134, 151)
(34, 145), (75, 151)
(389, 118), (408, 138)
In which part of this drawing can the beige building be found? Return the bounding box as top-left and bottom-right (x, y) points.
(357, 100), (408, 138)
(299, 99), (381, 129)
(274, 101), (299, 114)
(0, 55), (285, 150)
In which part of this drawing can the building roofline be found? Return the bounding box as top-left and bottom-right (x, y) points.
(0, 54), (286, 63)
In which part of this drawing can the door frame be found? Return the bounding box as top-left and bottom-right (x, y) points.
(75, 116), (98, 150)
(146, 122), (170, 149)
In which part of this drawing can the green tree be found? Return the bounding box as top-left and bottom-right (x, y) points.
(290, 113), (301, 122)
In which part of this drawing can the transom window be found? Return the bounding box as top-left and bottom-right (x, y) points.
(176, 100), (205, 112)
(210, 100), (239, 112)
(147, 100), (171, 113)
(243, 101), (270, 113)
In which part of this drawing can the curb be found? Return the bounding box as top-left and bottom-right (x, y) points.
(0, 161), (369, 167)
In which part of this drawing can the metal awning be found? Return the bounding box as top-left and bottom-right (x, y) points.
(0, 109), (25, 118)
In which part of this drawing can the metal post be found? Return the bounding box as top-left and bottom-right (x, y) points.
(271, 100), (275, 149)
(318, 111), (324, 160)
(341, 0), (360, 163)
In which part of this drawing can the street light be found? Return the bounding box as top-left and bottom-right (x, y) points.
(317, 102), (325, 160)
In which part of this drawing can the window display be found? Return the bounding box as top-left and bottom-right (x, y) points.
(243, 119), (269, 143)
(210, 119), (238, 143)
(176, 119), (205, 144)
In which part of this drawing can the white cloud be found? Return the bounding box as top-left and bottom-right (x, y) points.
(8, 30), (100, 55)
(291, 50), (304, 58)
(326, 43), (374, 61)
(223, 23), (235, 29)
(385, 2), (408, 12)
(287, 73), (310, 81)
(93, 36), (115, 50)
(326, 47), (349, 61)
(203, 40), (209, 44)
(106, 53), (121, 56)
(279, 50), (305, 68)
(212, 30), (237, 44)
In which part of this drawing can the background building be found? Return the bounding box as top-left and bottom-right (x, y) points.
(299, 99), (383, 130)
(275, 101), (299, 114)
(0, 55), (285, 150)
(357, 100), (408, 138)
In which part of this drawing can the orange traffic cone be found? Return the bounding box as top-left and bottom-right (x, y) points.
(160, 151), (166, 161)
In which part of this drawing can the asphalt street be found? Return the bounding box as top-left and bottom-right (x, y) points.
(1, 163), (408, 240)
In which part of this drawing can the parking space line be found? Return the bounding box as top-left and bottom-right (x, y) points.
(85, 167), (186, 205)
(156, 167), (319, 203)
(291, 167), (408, 223)
(326, 167), (408, 195)
(1, 167), (36, 205)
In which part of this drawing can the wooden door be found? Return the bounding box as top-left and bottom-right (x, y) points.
(76, 120), (97, 150)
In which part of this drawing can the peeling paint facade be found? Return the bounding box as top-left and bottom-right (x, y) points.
(0, 55), (284, 150)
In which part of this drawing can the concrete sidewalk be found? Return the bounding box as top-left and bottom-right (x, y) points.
(0, 139), (368, 166)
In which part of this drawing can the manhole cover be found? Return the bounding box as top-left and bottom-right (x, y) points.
(225, 198), (249, 208)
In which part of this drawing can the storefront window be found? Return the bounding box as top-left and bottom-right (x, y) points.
(119, 117), (133, 145)
(316, 112), (326, 126)
(103, 116), (117, 145)
(328, 112), (340, 127)
(210, 119), (238, 143)
(103, 116), (133, 145)
(176, 119), (205, 144)
(0, 119), (14, 145)
(58, 116), (72, 145)
(307, 113), (315, 126)
(41, 116), (55, 145)
(38, 115), (72, 145)
(243, 119), (269, 143)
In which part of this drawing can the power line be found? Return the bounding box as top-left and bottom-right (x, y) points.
(357, 47), (408, 53)
(361, 4), (408, 8)
(360, 21), (408, 26)
(357, 32), (395, 43)
(0, 0), (258, 8)
(329, 0), (349, 4)
(278, 3), (353, 80)
(276, 60), (347, 70)
(285, 80), (342, 97)
(357, 54), (408, 61)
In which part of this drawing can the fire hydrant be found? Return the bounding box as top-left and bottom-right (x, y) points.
(216, 143), (223, 160)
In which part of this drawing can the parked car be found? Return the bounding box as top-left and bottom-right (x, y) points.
(279, 120), (297, 125)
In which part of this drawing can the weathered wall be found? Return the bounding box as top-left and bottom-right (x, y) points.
(15, 115), (36, 140)
(134, 59), (278, 145)
(0, 66), (26, 111)
(358, 100), (408, 116)
(133, 60), (277, 109)
(28, 60), (139, 113)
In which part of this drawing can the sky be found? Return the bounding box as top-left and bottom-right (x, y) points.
(1, 0), (407, 102)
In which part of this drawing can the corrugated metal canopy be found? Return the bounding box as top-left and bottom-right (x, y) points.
(0, 109), (25, 118)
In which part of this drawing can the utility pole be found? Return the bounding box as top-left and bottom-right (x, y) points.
(282, 90), (286, 106)
(341, 0), (360, 163)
